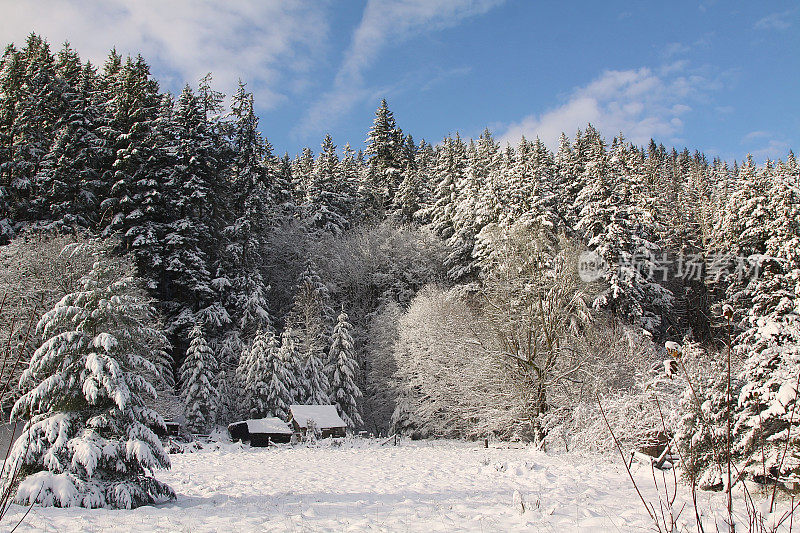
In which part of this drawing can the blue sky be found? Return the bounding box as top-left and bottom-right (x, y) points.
(1, 0), (797, 161)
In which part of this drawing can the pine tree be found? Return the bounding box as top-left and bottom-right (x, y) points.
(286, 262), (332, 405)
(180, 325), (217, 433)
(327, 310), (362, 427)
(302, 134), (349, 235)
(161, 85), (228, 337)
(8, 247), (175, 509)
(428, 134), (466, 240)
(575, 128), (673, 332)
(278, 328), (303, 404)
(100, 53), (161, 242)
(5, 35), (66, 225)
(264, 330), (293, 420)
(0, 43), (24, 241)
(304, 345), (330, 406)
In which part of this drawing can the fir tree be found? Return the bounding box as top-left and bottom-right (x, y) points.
(733, 153), (800, 482)
(223, 81), (271, 339)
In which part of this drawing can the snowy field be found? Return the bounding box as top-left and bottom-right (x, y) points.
(3, 439), (786, 532)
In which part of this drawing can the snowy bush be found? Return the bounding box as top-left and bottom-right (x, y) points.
(390, 286), (531, 440)
(540, 322), (681, 453)
(6, 248), (175, 508)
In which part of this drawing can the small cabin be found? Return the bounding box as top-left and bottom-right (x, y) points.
(150, 390), (186, 439)
(228, 417), (293, 446)
(289, 405), (347, 438)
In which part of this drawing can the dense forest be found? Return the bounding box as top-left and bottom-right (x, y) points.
(1, 34), (798, 507)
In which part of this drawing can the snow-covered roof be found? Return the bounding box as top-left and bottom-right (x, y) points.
(289, 405), (346, 429)
(245, 417), (293, 435)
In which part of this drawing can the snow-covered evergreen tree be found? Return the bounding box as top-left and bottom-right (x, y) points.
(302, 134), (350, 235)
(363, 99), (403, 218)
(179, 325), (217, 433)
(732, 154), (800, 482)
(7, 249), (175, 509)
(327, 310), (362, 427)
(222, 81), (271, 339)
(237, 328), (291, 419)
(278, 328), (303, 404)
(304, 346), (330, 406)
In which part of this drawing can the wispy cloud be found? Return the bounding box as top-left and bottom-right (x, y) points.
(741, 131), (790, 161)
(662, 42), (690, 59)
(754, 9), (797, 31)
(0, 1), (329, 109)
(294, 0), (504, 139)
(498, 63), (712, 148)
(742, 130), (770, 141)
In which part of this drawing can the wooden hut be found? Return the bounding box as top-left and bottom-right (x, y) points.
(289, 405), (347, 438)
(227, 417), (293, 446)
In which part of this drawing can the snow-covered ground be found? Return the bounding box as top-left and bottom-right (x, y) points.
(3, 439), (789, 532)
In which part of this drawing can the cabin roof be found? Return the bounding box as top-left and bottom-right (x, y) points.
(289, 405), (346, 429)
(245, 417), (293, 435)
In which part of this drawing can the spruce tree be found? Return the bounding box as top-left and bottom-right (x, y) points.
(180, 325), (217, 433)
(278, 328), (303, 404)
(8, 246), (175, 509)
(34, 58), (107, 231)
(733, 153), (800, 482)
(363, 99), (403, 218)
(238, 329), (291, 419)
(303, 134), (349, 235)
(223, 81), (271, 339)
(327, 310), (362, 427)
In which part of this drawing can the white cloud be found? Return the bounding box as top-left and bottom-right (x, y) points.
(498, 64), (708, 149)
(742, 131), (770, 141)
(294, 0), (504, 139)
(754, 10), (796, 31)
(662, 42), (690, 59)
(741, 131), (790, 161)
(0, 1), (329, 109)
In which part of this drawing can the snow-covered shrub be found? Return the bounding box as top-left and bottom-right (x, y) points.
(472, 220), (597, 442)
(541, 322), (681, 453)
(390, 286), (530, 440)
(6, 248), (175, 508)
(362, 302), (403, 434)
